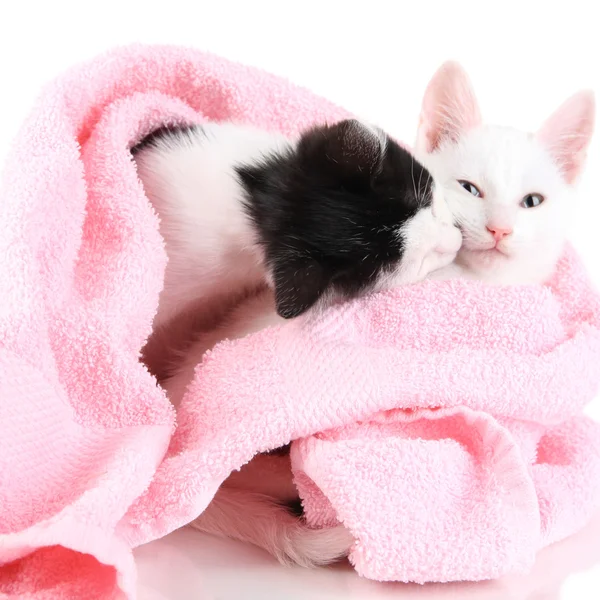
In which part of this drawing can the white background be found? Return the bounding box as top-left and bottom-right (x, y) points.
(1, 1), (599, 598)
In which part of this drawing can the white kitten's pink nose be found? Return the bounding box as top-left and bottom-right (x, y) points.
(487, 225), (512, 242)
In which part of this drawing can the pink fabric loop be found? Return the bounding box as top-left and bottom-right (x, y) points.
(292, 407), (542, 582)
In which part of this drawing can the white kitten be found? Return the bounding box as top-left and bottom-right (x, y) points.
(416, 61), (595, 284)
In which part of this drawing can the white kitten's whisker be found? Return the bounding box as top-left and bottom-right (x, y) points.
(418, 169), (432, 208)
(410, 155), (418, 202)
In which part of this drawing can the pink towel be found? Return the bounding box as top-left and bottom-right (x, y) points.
(1, 44), (600, 598)
(179, 247), (600, 583)
(0, 44), (349, 599)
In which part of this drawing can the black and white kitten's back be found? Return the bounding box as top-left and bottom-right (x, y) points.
(132, 119), (460, 327)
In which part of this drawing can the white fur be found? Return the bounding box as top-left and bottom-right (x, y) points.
(415, 61), (595, 285)
(135, 121), (461, 333)
(421, 125), (575, 284)
(190, 486), (353, 567)
(393, 180), (461, 284)
(189, 448), (353, 567)
(134, 122), (292, 330)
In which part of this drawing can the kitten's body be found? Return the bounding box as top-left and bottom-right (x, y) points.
(162, 63), (595, 568)
(133, 123), (289, 330)
(134, 119), (460, 333)
(138, 119), (464, 565)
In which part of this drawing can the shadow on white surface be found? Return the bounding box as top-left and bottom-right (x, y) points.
(135, 510), (600, 600)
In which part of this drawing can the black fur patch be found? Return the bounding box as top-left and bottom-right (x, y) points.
(237, 119), (434, 318)
(130, 124), (199, 155)
(285, 497), (305, 518)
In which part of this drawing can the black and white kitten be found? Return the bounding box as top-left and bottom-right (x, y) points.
(133, 119), (460, 329)
(134, 118), (461, 566)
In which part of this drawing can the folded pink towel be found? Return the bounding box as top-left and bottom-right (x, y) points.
(179, 247), (600, 583)
(0, 44), (349, 599)
(1, 44), (600, 598)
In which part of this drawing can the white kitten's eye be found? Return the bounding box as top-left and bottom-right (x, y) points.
(458, 180), (482, 198)
(520, 193), (545, 209)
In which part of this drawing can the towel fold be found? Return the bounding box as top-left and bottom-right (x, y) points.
(174, 247), (600, 582)
(0, 43), (348, 599)
(1, 44), (599, 598)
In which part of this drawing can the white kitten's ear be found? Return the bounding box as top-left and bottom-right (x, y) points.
(416, 61), (482, 154)
(537, 90), (595, 184)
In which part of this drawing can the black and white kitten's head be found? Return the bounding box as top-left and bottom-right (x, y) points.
(237, 119), (461, 318)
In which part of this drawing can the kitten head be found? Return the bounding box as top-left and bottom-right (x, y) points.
(416, 61), (595, 284)
(238, 119), (461, 318)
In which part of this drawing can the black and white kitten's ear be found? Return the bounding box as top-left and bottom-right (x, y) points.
(297, 119), (386, 183)
(271, 256), (331, 319)
(416, 61), (482, 154)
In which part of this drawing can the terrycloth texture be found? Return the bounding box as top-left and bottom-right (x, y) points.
(179, 247), (600, 583)
(1, 43), (600, 599)
(0, 44), (349, 600)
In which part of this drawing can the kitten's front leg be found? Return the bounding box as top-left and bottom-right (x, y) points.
(190, 483), (353, 567)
